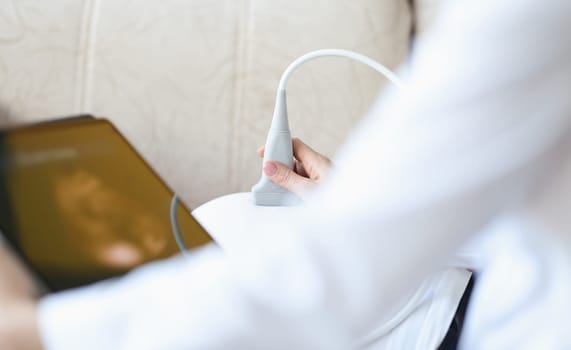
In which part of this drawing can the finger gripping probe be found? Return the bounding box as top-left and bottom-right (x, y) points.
(251, 49), (404, 206)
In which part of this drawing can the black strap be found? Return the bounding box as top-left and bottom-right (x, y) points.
(437, 274), (476, 350)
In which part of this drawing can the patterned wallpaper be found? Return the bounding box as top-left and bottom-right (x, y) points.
(0, 0), (413, 207)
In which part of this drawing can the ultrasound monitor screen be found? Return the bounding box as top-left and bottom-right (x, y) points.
(0, 117), (212, 291)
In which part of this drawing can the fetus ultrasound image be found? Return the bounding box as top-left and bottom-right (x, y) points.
(0, 117), (212, 291)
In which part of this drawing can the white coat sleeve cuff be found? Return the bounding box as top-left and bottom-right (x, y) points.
(36, 246), (223, 350)
(38, 280), (124, 350)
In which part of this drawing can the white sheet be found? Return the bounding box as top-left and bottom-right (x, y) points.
(193, 193), (471, 349)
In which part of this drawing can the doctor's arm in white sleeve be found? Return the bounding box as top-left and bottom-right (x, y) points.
(5, 1), (571, 349)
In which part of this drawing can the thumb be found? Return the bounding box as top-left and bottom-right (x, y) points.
(264, 161), (314, 197)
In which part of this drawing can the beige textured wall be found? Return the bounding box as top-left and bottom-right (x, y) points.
(412, 0), (447, 37)
(0, 0), (413, 207)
